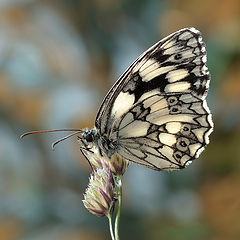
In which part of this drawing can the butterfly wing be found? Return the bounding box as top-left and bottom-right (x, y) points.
(95, 27), (213, 170)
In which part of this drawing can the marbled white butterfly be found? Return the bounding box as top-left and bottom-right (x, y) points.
(21, 27), (213, 171)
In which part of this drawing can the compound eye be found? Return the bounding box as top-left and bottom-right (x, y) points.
(85, 133), (93, 142)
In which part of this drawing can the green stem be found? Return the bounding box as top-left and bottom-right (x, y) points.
(114, 175), (122, 240)
(107, 214), (115, 240)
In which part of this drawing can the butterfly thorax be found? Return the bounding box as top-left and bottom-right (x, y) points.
(80, 128), (123, 171)
(81, 128), (118, 158)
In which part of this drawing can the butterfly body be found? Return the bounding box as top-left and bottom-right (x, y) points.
(80, 27), (213, 171)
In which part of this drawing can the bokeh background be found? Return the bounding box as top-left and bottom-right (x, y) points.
(0, 0), (240, 240)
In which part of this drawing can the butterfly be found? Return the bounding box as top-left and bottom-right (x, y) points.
(21, 27), (213, 171)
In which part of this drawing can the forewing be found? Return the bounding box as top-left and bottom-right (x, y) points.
(95, 27), (213, 170)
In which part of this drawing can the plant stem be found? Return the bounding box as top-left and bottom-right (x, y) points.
(114, 175), (122, 240)
(107, 214), (115, 240)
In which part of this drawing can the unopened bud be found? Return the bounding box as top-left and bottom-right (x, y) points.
(87, 151), (129, 176)
(83, 167), (115, 217)
(109, 154), (128, 175)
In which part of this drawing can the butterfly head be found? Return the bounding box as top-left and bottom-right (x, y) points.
(78, 128), (99, 151)
(82, 129), (96, 143)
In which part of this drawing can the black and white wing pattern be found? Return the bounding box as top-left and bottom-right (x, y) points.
(95, 27), (213, 171)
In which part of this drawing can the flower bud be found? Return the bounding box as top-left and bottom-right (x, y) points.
(87, 151), (129, 176)
(83, 167), (115, 217)
(87, 151), (104, 170)
(109, 154), (128, 175)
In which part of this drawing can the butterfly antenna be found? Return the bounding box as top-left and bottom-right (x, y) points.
(20, 129), (84, 139)
(20, 129), (84, 150)
(51, 131), (83, 150)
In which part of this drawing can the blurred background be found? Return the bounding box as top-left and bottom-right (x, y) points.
(0, 0), (239, 240)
